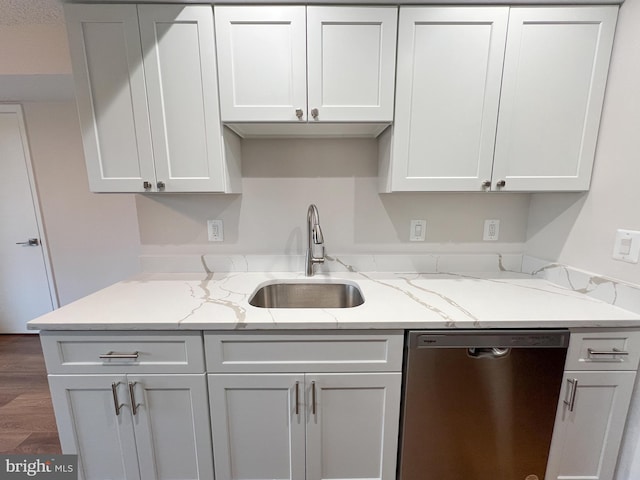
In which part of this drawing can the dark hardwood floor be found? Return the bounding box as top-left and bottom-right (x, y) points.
(0, 334), (61, 454)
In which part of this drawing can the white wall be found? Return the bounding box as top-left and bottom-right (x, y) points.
(23, 101), (141, 306)
(524, 0), (640, 286)
(137, 137), (531, 256)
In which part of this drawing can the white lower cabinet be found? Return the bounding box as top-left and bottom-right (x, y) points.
(546, 371), (635, 480)
(208, 372), (401, 480)
(545, 330), (640, 480)
(49, 373), (214, 480)
(205, 331), (404, 480)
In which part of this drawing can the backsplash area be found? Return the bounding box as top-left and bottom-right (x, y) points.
(136, 137), (530, 255)
(523, 256), (640, 315)
(139, 251), (640, 316)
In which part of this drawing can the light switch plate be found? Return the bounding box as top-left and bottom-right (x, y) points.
(613, 229), (640, 263)
(207, 220), (224, 242)
(410, 220), (426, 241)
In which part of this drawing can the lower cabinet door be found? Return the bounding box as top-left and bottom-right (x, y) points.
(48, 375), (140, 480)
(545, 370), (636, 480)
(208, 373), (306, 480)
(305, 373), (402, 480)
(128, 374), (214, 480)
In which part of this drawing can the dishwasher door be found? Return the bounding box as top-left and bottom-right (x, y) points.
(399, 330), (569, 480)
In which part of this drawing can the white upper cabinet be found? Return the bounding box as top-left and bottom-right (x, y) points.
(214, 6), (307, 123)
(385, 5), (617, 192)
(492, 7), (618, 191)
(65, 4), (239, 193)
(306, 7), (397, 122)
(391, 7), (509, 191)
(215, 6), (397, 124)
(138, 5), (227, 193)
(65, 4), (155, 193)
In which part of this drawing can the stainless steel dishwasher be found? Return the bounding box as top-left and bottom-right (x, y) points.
(399, 330), (569, 480)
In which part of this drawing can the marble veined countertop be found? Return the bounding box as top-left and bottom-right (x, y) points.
(28, 270), (640, 330)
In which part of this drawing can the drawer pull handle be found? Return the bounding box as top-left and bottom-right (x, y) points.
(587, 348), (629, 357)
(111, 382), (124, 416)
(564, 378), (578, 412)
(311, 381), (317, 415)
(128, 381), (139, 415)
(100, 351), (139, 360)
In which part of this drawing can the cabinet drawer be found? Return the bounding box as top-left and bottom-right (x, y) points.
(565, 330), (640, 371)
(40, 331), (205, 374)
(205, 331), (403, 373)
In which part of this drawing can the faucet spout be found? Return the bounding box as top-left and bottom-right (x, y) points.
(305, 204), (325, 276)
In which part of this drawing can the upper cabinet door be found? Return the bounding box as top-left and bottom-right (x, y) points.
(492, 6), (618, 192)
(391, 7), (509, 191)
(139, 5), (226, 193)
(64, 4), (156, 193)
(306, 7), (397, 123)
(215, 6), (307, 122)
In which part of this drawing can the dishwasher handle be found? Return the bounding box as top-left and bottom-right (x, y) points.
(468, 347), (511, 358)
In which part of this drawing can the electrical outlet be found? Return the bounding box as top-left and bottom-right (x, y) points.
(483, 220), (500, 241)
(410, 220), (426, 242)
(207, 220), (224, 242)
(613, 229), (640, 263)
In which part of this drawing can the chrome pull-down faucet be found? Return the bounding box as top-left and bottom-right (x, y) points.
(305, 204), (325, 276)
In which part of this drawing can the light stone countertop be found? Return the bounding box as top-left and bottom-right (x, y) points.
(28, 270), (640, 331)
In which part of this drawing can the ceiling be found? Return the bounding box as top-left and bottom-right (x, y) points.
(0, 0), (64, 25)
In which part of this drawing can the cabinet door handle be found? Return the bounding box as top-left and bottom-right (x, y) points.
(588, 348), (629, 357)
(295, 381), (300, 416)
(100, 351), (139, 360)
(128, 381), (139, 415)
(111, 382), (124, 416)
(311, 108), (319, 120)
(481, 180), (491, 189)
(496, 179), (506, 188)
(295, 108), (304, 120)
(311, 381), (317, 415)
(563, 378), (578, 412)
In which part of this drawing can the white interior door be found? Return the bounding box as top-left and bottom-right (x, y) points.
(0, 105), (55, 332)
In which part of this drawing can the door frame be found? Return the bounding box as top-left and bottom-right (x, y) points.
(1, 103), (59, 312)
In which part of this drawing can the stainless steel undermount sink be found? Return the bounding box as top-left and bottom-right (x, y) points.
(249, 281), (364, 309)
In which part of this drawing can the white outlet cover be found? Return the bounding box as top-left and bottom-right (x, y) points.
(207, 219), (224, 242)
(483, 219), (500, 241)
(613, 229), (640, 263)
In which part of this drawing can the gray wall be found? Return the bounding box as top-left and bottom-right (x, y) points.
(524, 0), (640, 286)
(24, 101), (141, 306)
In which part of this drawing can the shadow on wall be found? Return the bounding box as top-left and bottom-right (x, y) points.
(524, 192), (588, 261)
(135, 193), (242, 245)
